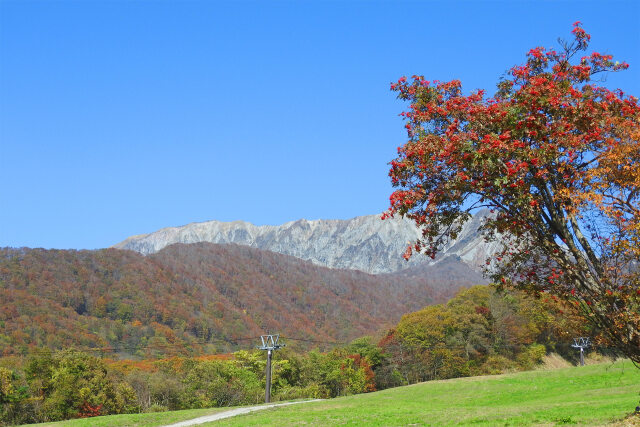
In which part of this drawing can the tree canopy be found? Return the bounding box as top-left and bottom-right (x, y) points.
(385, 23), (640, 363)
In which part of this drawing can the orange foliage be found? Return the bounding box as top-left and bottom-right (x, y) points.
(386, 24), (640, 362)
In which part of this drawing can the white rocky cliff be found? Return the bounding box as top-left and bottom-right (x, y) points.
(113, 211), (500, 274)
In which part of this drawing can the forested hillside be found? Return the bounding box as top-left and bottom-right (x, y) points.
(0, 243), (480, 357)
(0, 285), (597, 425)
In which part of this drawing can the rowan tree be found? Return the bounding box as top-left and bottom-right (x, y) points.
(385, 23), (640, 363)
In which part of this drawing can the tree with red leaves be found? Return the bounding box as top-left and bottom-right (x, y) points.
(385, 23), (640, 363)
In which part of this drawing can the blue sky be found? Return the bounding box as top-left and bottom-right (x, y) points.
(1, 1), (639, 249)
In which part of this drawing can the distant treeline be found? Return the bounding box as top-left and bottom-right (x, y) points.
(0, 285), (595, 425)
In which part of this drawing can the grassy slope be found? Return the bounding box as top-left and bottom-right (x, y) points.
(24, 360), (640, 427)
(213, 360), (640, 426)
(21, 407), (230, 427)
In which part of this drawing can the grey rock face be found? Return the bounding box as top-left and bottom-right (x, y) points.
(113, 212), (498, 274)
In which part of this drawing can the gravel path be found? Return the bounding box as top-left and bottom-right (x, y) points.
(160, 399), (323, 426)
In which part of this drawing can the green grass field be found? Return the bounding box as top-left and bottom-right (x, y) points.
(211, 360), (640, 427)
(24, 360), (640, 427)
(21, 407), (230, 427)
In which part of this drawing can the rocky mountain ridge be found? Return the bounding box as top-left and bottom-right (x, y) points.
(114, 211), (500, 274)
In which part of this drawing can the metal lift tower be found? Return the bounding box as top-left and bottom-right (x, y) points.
(258, 334), (284, 403)
(571, 337), (591, 366)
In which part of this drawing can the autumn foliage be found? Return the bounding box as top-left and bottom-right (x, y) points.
(376, 286), (588, 385)
(386, 23), (640, 363)
(0, 243), (465, 358)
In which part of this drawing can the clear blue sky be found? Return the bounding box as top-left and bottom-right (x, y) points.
(1, 1), (638, 250)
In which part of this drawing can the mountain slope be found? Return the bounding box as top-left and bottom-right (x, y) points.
(0, 244), (483, 357)
(114, 211), (499, 274)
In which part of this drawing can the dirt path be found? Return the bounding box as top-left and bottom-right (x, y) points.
(161, 399), (323, 426)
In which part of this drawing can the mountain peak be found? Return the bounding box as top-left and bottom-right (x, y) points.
(114, 212), (495, 274)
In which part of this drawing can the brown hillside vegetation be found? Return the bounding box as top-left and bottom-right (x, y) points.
(0, 243), (480, 357)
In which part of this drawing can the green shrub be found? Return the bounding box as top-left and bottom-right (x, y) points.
(25, 350), (140, 422)
(517, 344), (547, 370)
(478, 355), (517, 375)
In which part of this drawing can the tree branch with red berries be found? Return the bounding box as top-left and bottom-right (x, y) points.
(385, 23), (640, 364)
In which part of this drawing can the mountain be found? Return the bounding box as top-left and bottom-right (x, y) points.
(0, 243), (482, 357)
(114, 211), (499, 274)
